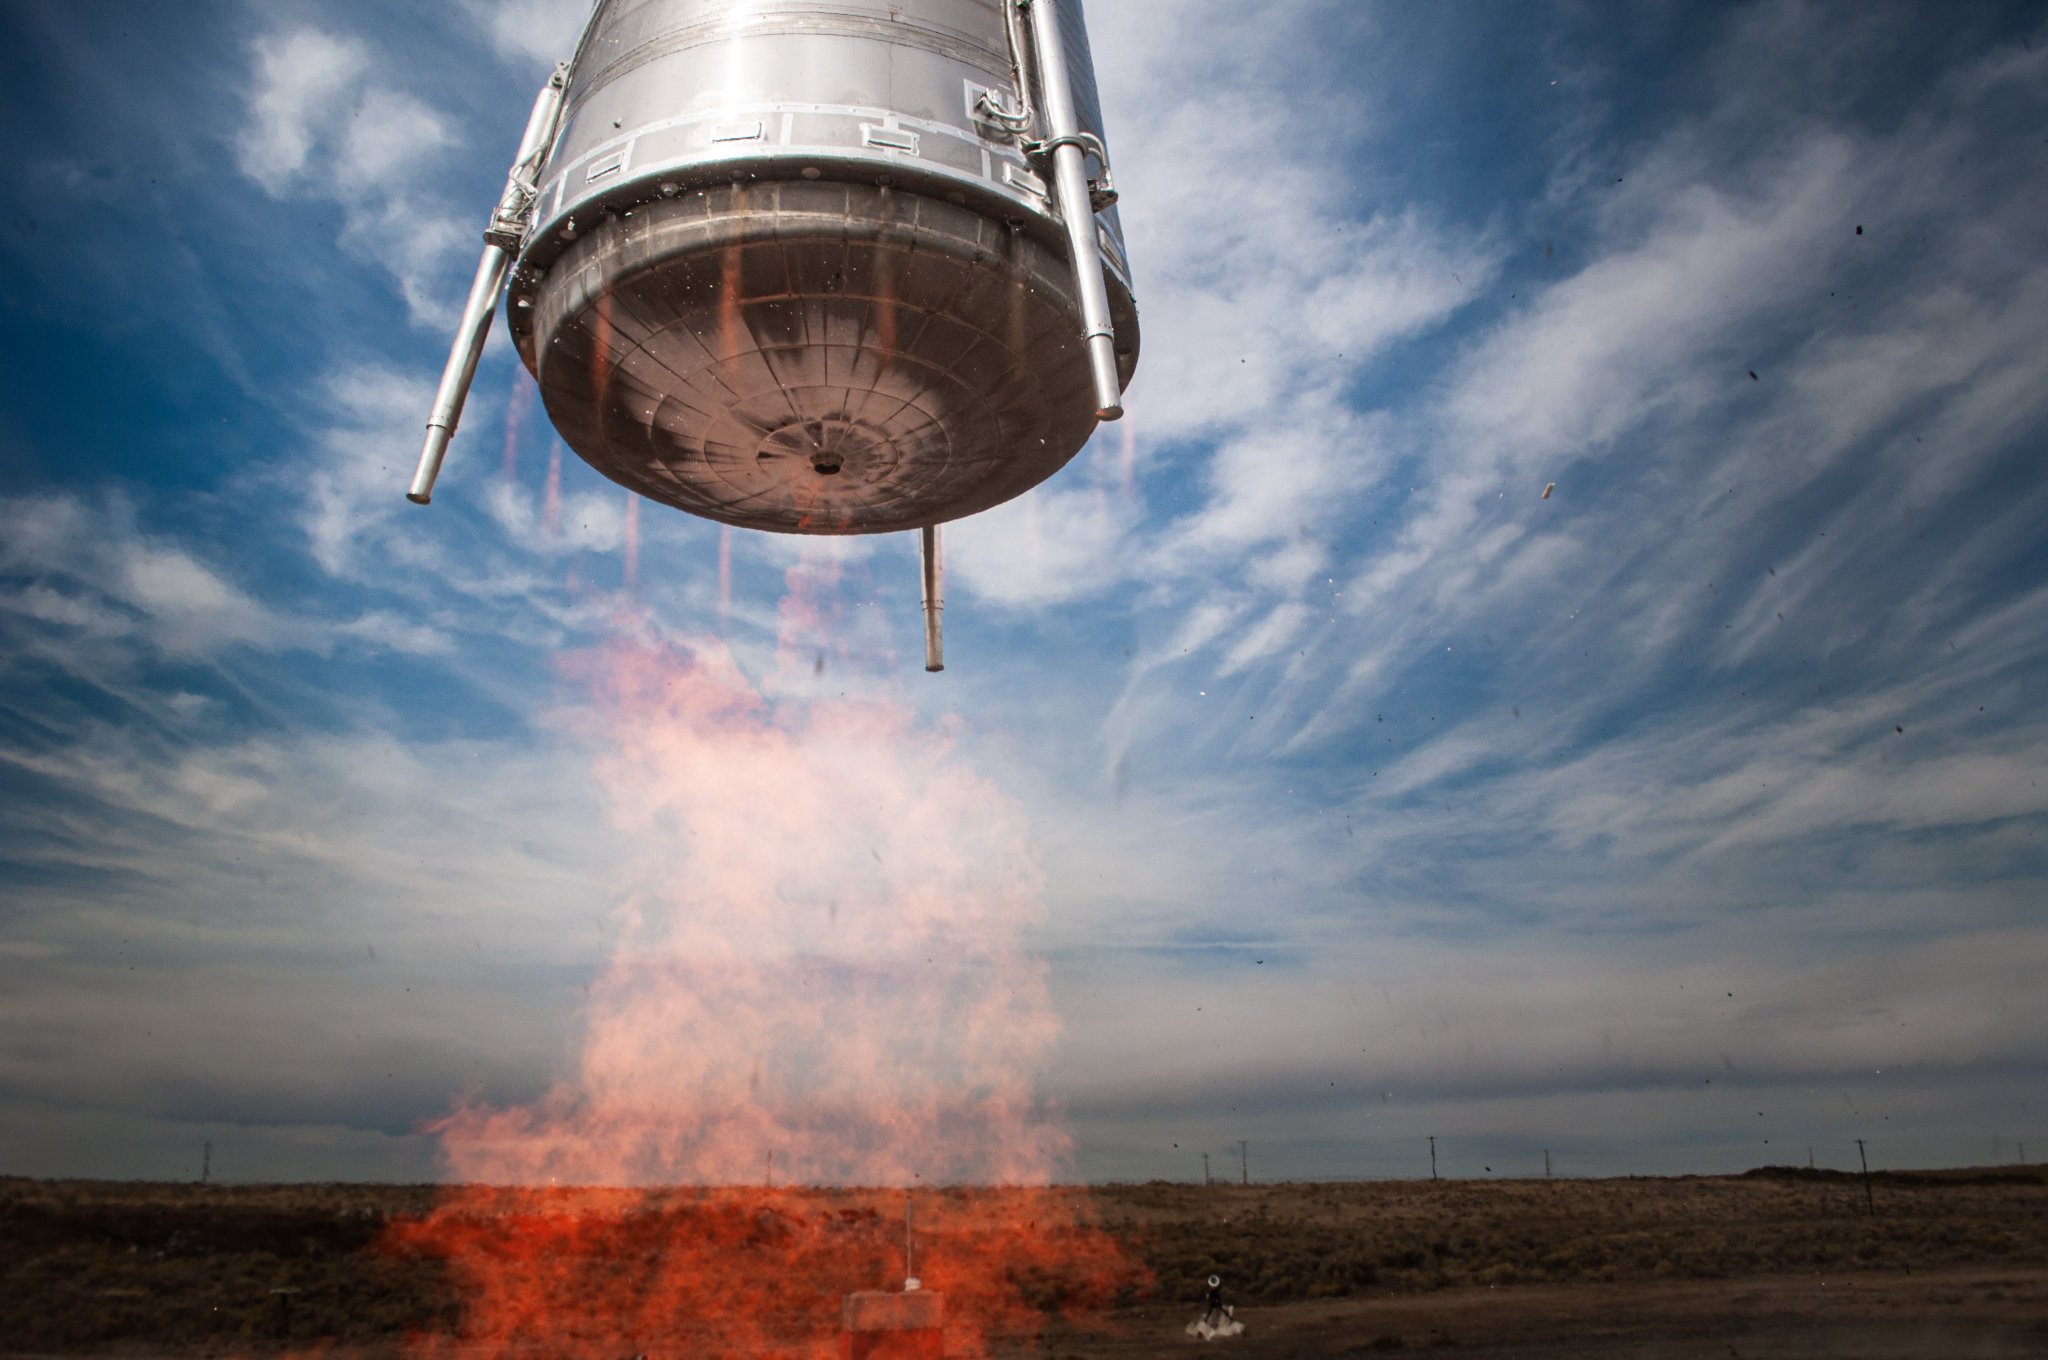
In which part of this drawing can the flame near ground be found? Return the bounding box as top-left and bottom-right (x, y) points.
(373, 565), (1142, 1358)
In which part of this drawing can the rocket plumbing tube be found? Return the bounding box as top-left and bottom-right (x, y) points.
(920, 524), (944, 673)
(407, 67), (568, 505)
(1025, 0), (1123, 421)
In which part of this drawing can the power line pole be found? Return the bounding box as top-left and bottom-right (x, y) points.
(201, 1141), (211, 1185)
(1202, 1153), (1211, 1186)
(1544, 1149), (1551, 1179)
(1237, 1139), (1249, 1186)
(1428, 1135), (1437, 1181)
(1855, 1138), (1874, 1216)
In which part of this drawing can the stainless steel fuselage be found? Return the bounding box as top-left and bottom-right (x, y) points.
(503, 0), (1138, 535)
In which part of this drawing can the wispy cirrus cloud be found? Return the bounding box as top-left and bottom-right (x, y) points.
(233, 28), (371, 191)
(0, 493), (307, 661)
(233, 25), (469, 324)
(0, 488), (467, 672)
(1111, 4), (2048, 785)
(949, 1), (1501, 613)
(457, 0), (592, 70)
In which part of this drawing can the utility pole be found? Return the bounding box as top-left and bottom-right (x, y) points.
(201, 1141), (211, 1185)
(1429, 1136), (1437, 1181)
(1808, 1146), (1814, 1169)
(1544, 1149), (1551, 1179)
(1237, 1139), (1249, 1186)
(1202, 1153), (1211, 1186)
(1855, 1138), (1874, 1216)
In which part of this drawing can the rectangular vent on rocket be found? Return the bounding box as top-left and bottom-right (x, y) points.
(710, 122), (763, 144)
(861, 125), (921, 155)
(1098, 223), (1129, 274)
(1002, 162), (1048, 198)
(585, 152), (626, 184)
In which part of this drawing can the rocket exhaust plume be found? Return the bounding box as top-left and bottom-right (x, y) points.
(377, 595), (1140, 1358)
(623, 493), (640, 590)
(543, 444), (563, 540)
(718, 524), (733, 619)
(501, 375), (532, 484)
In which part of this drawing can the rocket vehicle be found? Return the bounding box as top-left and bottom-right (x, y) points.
(409, 0), (1140, 670)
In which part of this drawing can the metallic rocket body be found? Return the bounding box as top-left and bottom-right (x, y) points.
(411, 0), (1138, 663)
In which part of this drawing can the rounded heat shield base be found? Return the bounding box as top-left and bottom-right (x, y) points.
(522, 180), (1139, 535)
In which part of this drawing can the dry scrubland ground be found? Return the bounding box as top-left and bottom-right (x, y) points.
(3, 1168), (2045, 1358)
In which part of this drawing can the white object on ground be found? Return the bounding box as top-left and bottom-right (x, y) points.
(1185, 1306), (1245, 1341)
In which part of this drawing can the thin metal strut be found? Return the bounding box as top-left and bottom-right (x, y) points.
(1022, 0), (1123, 420)
(975, 0), (1037, 132)
(920, 524), (944, 673)
(407, 64), (569, 505)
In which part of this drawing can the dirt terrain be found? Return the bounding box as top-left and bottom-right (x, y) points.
(1051, 1264), (2048, 1358)
(4, 1168), (2044, 1358)
(1066, 1171), (2048, 1358)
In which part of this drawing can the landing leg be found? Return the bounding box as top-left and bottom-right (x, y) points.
(920, 524), (944, 673)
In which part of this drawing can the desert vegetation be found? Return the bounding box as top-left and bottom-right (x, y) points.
(3, 1166), (2043, 1355)
(1104, 1165), (2048, 1304)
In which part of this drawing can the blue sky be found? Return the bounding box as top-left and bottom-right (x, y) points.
(3, 0), (2046, 1185)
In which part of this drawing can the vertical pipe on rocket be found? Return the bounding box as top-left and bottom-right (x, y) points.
(408, 247), (514, 504)
(1024, 0), (1124, 420)
(407, 67), (568, 505)
(920, 524), (944, 673)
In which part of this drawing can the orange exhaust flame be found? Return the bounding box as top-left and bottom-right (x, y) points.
(374, 608), (1142, 1358)
(719, 207), (745, 369)
(773, 543), (857, 680)
(543, 444), (562, 541)
(502, 375), (532, 484)
(623, 493), (640, 591)
(718, 524), (733, 619)
(591, 288), (616, 407)
(874, 220), (899, 382)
